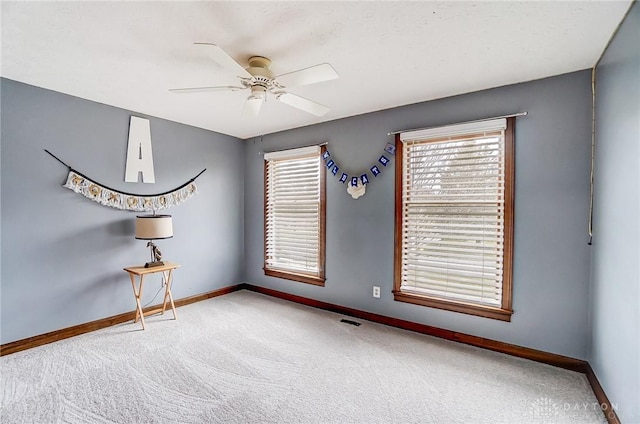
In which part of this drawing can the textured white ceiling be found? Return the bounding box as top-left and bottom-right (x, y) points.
(1, 1), (632, 140)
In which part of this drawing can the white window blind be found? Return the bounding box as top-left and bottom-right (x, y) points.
(264, 146), (323, 278)
(399, 119), (507, 306)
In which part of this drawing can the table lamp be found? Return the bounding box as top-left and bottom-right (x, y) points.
(135, 214), (173, 268)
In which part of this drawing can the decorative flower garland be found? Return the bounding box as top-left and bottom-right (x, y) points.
(46, 150), (206, 212)
(62, 170), (198, 212)
(322, 142), (396, 199)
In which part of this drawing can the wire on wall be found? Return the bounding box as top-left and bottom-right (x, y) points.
(588, 67), (596, 246)
(143, 275), (166, 308)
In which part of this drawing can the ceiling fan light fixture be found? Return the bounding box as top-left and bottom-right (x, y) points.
(249, 85), (267, 100)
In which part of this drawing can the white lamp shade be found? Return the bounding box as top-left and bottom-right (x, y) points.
(135, 215), (173, 240)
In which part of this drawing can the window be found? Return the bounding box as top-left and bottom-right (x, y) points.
(264, 145), (326, 286)
(394, 118), (514, 321)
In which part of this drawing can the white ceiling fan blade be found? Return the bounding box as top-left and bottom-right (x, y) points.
(194, 43), (252, 79)
(242, 96), (263, 117)
(169, 85), (245, 94)
(276, 92), (330, 116)
(275, 63), (338, 88)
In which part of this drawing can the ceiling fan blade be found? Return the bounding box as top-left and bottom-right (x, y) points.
(242, 96), (263, 117)
(194, 43), (252, 79)
(275, 92), (330, 116)
(169, 85), (245, 94)
(275, 63), (338, 88)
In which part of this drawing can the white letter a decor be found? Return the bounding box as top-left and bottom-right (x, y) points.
(125, 116), (155, 183)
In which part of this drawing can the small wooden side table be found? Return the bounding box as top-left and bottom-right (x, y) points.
(123, 262), (180, 330)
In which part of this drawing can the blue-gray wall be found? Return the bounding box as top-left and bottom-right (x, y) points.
(590, 3), (640, 422)
(0, 78), (244, 344)
(2, 70), (599, 363)
(244, 70), (593, 360)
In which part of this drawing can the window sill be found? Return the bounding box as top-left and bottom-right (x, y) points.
(393, 291), (513, 322)
(264, 268), (325, 287)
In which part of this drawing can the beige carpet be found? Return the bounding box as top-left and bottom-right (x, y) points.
(1, 290), (606, 423)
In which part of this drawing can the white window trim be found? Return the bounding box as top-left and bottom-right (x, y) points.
(263, 145), (320, 161)
(400, 118), (506, 142)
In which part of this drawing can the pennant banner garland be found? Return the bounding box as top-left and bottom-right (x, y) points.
(323, 142), (395, 199)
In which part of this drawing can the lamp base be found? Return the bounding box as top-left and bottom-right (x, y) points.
(144, 261), (165, 268)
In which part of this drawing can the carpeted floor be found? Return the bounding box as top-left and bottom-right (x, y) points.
(1, 290), (606, 423)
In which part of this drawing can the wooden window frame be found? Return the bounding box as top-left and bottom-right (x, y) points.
(393, 118), (515, 321)
(263, 146), (326, 287)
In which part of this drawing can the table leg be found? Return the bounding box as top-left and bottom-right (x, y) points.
(129, 273), (146, 330)
(161, 269), (178, 320)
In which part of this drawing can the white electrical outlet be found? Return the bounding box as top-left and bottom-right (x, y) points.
(373, 286), (381, 298)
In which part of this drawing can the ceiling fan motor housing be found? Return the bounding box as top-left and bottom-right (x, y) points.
(246, 56), (274, 89)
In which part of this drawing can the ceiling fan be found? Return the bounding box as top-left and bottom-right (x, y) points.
(169, 43), (339, 117)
